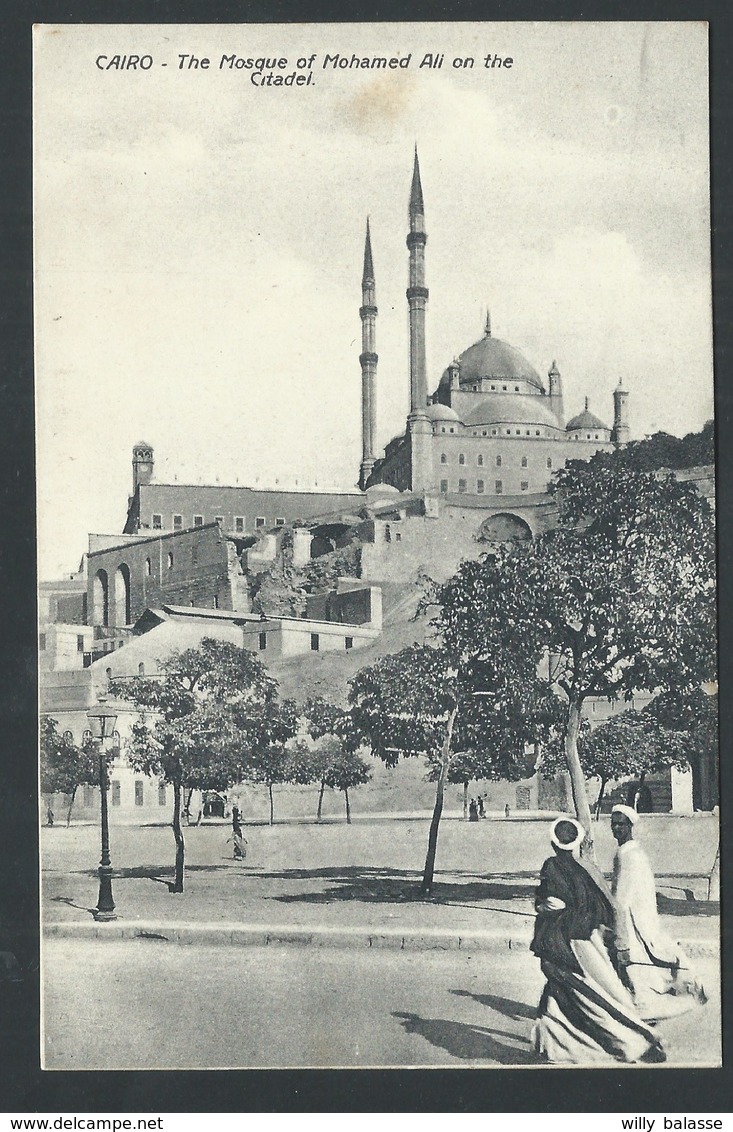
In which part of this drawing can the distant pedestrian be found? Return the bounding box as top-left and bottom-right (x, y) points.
(231, 804), (247, 860)
(477, 796), (485, 819)
(46, 805), (54, 827)
(504, 803), (511, 818)
(468, 798), (479, 822)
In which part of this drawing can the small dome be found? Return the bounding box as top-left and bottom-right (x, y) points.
(566, 399), (609, 432)
(464, 393), (561, 430)
(425, 402), (461, 423)
(365, 483), (400, 498)
(134, 440), (153, 450)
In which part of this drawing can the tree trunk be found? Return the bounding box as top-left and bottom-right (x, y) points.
(183, 786), (194, 825)
(420, 707), (458, 896)
(463, 781), (468, 821)
(594, 776), (608, 821)
(564, 698), (595, 859)
(268, 783), (274, 826)
(171, 777), (185, 893)
(316, 779), (326, 822)
(66, 785), (78, 827)
(708, 839), (720, 901)
(344, 788), (351, 824)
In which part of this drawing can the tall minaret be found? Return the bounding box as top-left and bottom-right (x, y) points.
(612, 379), (630, 446)
(359, 219), (378, 490)
(406, 147), (432, 492)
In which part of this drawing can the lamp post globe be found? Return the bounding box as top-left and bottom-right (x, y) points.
(87, 697), (119, 922)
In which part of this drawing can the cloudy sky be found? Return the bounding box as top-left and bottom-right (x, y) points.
(34, 22), (711, 579)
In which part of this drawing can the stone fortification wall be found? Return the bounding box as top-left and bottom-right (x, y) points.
(359, 502), (550, 583)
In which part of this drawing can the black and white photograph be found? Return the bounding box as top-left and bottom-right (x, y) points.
(33, 21), (719, 1072)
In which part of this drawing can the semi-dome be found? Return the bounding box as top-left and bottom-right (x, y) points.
(455, 333), (544, 392)
(464, 393), (561, 430)
(566, 399), (609, 432)
(425, 402), (460, 423)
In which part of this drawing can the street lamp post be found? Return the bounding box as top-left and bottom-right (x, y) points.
(87, 697), (119, 921)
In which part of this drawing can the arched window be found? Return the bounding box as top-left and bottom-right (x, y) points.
(93, 569), (109, 627)
(145, 558), (152, 576)
(496, 455), (502, 467)
(63, 730), (73, 744)
(440, 453), (447, 464)
(167, 553), (174, 570)
(547, 458), (553, 469)
(458, 453), (465, 465)
(138, 662), (145, 677)
(477, 454), (484, 466)
(112, 730), (121, 751)
(82, 729), (93, 745)
(106, 667), (112, 680)
(521, 456), (528, 468)
(114, 564), (131, 626)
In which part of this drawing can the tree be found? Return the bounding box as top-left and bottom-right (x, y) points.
(436, 456), (716, 856)
(349, 643), (560, 895)
(110, 639), (289, 891)
(302, 697), (351, 822)
(546, 710), (689, 819)
(40, 716), (98, 826)
(244, 700), (300, 824)
(322, 747), (372, 824)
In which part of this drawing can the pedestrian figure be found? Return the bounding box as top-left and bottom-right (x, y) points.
(610, 805), (706, 1021)
(477, 796), (485, 819)
(626, 780), (653, 813)
(468, 798), (479, 822)
(230, 804), (247, 860)
(46, 805), (54, 827)
(504, 803), (510, 818)
(531, 816), (664, 1064)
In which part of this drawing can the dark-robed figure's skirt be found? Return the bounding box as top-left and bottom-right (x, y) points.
(531, 851), (664, 1064)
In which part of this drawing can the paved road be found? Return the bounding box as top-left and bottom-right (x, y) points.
(42, 940), (720, 1070)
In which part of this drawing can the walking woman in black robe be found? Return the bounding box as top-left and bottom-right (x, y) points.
(531, 817), (665, 1064)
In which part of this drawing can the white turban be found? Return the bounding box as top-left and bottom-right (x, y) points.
(550, 816), (585, 851)
(612, 804), (638, 824)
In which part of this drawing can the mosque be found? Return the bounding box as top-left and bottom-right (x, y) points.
(358, 150), (630, 499)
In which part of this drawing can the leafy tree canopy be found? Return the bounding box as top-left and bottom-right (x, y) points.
(434, 457), (716, 849)
(40, 716), (98, 797)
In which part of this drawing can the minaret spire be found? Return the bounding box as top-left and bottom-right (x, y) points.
(406, 147), (431, 491)
(409, 145), (425, 216)
(359, 219), (378, 490)
(484, 308), (492, 337)
(362, 217), (375, 283)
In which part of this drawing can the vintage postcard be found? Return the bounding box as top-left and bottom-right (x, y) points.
(34, 22), (718, 1072)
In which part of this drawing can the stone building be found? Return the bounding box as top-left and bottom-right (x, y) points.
(123, 441), (363, 538)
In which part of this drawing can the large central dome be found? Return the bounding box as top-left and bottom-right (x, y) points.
(458, 334), (544, 392)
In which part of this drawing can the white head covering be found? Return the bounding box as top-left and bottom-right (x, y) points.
(550, 816), (585, 851)
(611, 804), (638, 825)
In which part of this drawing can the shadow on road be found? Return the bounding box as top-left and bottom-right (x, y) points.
(262, 866), (536, 905)
(70, 864), (234, 881)
(392, 1011), (535, 1064)
(656, 893), (719, 917)
(450, 988), (537, 1021)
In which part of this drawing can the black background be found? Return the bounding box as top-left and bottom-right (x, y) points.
(1, 0), (730, 1113)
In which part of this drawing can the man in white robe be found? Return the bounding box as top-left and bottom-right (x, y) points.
(610, 804), (706, 1022)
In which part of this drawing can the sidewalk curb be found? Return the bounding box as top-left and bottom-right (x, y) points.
(43, 920), (719, 958)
